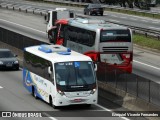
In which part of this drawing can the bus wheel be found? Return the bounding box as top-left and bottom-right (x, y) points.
(49, 96), (57, 109)
(32, 86), (38, 99)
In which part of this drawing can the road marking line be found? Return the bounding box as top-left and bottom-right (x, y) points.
(0, 86), (3, 89)
(96, 104), (130, 120)
(148, 27), (160, 30)
(43, 112), (58, 120)
(133, 60), (160, 71)
(141, 20), (148, 22)
(96, 104), (111, 111)
(0, 19), (46, 34)
(152, 21), (160, 24)
(130, 18), (137, 21)
(108, 19), (120, 23)
(111, 15), (117, 17)
(120, 17), (127, 19)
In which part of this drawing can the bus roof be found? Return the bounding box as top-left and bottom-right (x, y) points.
(68, 18), (128, 31)
(25, 45), (92, 63)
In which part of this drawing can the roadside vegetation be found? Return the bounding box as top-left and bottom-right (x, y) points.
(133, 34), (160, 51)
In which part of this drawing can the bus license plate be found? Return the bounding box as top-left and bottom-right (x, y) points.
(74, 99), (82, 102)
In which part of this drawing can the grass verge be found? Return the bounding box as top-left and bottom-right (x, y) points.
(133, 34), (160, 51)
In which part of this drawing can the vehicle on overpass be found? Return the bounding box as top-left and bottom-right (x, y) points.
(23, 44), (98, 108)
(48, 17), (133, 73)
(84, 3), (104, 16)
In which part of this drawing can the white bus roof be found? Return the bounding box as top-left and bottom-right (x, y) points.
(25, 45), (92, 63)
(68, 18), (128, 31)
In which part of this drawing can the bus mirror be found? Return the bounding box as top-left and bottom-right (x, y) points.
(94, 63), (97, 71)
(48, 66), (52, 74)
(44, 15), (47, 22)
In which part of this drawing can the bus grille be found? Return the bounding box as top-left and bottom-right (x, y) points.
(102, 47), (128, 52)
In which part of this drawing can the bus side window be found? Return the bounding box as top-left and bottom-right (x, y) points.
(88, 31), (95, 46)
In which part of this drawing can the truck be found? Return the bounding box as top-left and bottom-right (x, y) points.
(45, 8), (75, 42)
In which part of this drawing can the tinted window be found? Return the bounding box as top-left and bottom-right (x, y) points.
(100, 30), (131, 42)
(0, 51), (14, 58)
(24, 51), (52, 81)
(65, 26), (96, 47)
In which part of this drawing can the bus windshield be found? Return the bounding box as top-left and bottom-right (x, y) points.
(55, 61), (96, 91)
(100, 30), (131, 42)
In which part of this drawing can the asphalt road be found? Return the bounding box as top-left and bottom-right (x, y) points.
(0, 0), (160, 32)
(0, 69), (136, 120)
(0, 9), (160, 83)
(0, 5), (157, 120)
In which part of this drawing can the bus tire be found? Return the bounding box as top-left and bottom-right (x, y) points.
(49, 96), (57, 109)
(32, 86), (38, 99)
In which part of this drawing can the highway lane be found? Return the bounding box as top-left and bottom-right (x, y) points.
(0, 69), (134, 120)
(0, 9), (160, 83)
(0, 0), (160, 32)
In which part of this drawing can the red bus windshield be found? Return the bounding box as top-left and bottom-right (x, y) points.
(100, 30), (131, 42)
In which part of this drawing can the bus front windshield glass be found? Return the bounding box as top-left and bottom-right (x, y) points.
(55, 61), (96, 90)
(100, 30), (131, 42)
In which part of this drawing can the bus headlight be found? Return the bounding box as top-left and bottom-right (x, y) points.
(90, 88), (96, 94)
(14, 60), (19, 64)
(0, 61), (3, 65)
(57, 89), (65, 96)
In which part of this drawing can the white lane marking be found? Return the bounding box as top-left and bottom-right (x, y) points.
(108, 19), (120, 23)
(96, 104), (111, 112)
(134, 60), (160, 71)
(148, 26), (160, 30)
(96, 104), (130, 120)
(0, 86), (3, 89)
(43, 112), (58, 120)
(141, 20), (148, 22)
(130, 18), (137, 21)
(120, 17), (127, 19)
(111, 15), (117, 17)
(108, 11), (160, 22)
(0, 19), (46, 34)
(152, 21), (160, 24)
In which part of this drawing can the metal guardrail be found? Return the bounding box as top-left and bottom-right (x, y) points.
(76, 14), (160, 39)
(0, 0), (160, 39)
(43, 0), (160, 18)
(105, 20), (160, 40)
